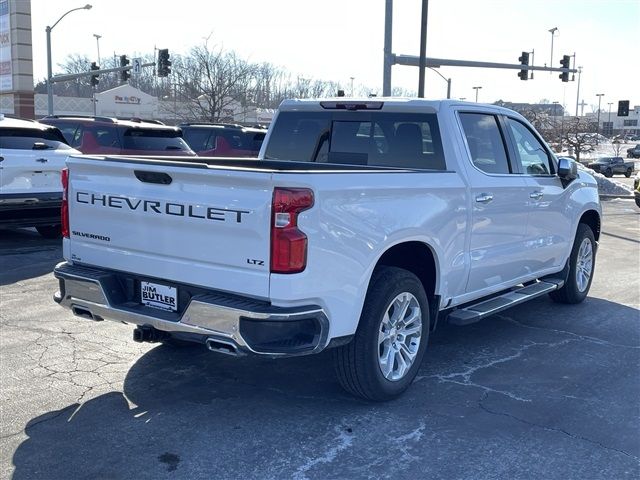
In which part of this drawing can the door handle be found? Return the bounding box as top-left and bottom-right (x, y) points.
(529, 191), (544, 200)
(475, 193), (494, 204)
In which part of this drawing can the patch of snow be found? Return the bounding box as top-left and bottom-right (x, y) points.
(577, 163), (634, 195)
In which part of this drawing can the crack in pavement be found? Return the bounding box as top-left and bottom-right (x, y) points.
(478, 391), (639, 462)
(419, 339), (573, 402)
(292, 421), (355, 480)
(499, 315), (640, 349)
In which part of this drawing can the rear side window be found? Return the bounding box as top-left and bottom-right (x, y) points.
(0, 127), (72, 150)
(56, 123), (83, 147)
(459, 113), (510, 174)
(264, 112), (445, 170)
(122, 129), (191, 152)
(183, 129), (213, 152)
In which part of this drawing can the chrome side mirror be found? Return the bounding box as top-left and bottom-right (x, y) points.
(557, 158), (577, 182)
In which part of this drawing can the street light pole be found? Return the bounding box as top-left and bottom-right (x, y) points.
(350, 76), (355, 96)
(607, 102), (613, 136)
(473, 86), (482, 102)
(596, 93), (604, 144)
(93, 34), (101, 66)
(574, 66), (582, 116)
(426, 66), (451, 99)
(548, 27), (558, 73)
(46, 4), (93, 115)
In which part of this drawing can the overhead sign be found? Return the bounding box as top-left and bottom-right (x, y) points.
(132, 57), (142, 76)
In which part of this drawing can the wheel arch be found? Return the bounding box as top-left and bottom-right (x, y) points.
(579, 209), (601, 242)
(373, 241), (440, 329)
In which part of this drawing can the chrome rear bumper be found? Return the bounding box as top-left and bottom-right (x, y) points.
(53, 262), (329, 356)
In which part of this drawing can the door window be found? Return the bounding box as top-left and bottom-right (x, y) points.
(506, 118), (553, 175)
(459, 113), (511, 174)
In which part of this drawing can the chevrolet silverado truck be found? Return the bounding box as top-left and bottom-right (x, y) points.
(53, 99), (601, 400)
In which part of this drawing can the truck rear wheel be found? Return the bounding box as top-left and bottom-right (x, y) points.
(333, 266), (429, 401)
(549, 223), (596, 304)
(625, 168), (632, 178)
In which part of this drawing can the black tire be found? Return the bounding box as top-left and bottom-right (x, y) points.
(35, 225), (61, 239)
(624, 168), (632, 178)
(549, 223), (596, 304)
(635, 197), (640, 209)
(604, 168), (613, 178)
(333, 266), (430, 401)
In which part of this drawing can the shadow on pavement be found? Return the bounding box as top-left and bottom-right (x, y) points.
(0, 229), (62, 286)
(11, 297), (640, 479)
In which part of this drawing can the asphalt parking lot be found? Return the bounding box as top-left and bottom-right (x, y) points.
(1, 200), (638, 480)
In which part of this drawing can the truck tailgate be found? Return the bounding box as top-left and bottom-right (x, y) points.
(65, 157), (273, 298)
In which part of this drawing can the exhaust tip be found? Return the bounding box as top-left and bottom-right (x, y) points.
(72, 306), (97, 321)
(205, 338), (240, 356)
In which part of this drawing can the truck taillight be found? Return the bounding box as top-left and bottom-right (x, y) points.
(61, 168), (69, 238)
(270, 187), (314, 274)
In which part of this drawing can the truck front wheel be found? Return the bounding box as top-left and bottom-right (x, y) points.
(333, 266), (430, 401)
(549, 223), (596, 304)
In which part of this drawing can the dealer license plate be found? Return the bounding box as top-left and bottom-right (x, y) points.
(141, 281), (178, 312)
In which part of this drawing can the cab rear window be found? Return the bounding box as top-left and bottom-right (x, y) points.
(264, 111), (445, 170)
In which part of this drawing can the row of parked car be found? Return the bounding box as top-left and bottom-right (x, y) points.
(0, 114), (267, 238)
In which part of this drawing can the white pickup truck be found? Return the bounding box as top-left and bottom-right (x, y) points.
(53, 99), (601, 400)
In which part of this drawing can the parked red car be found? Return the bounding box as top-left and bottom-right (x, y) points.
(39, 115), (196, 156)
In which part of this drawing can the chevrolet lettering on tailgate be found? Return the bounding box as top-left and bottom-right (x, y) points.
(76, 192), (250, 223)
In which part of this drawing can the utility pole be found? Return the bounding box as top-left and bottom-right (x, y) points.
(607, 102), (613, 136)
(383, 0), (393, 96)
(417, 0), (429, 98)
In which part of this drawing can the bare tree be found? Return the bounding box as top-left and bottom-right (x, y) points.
(611, 139), (623, 157)
(171, 40), (258, 122)
(560, 116), (598, 161)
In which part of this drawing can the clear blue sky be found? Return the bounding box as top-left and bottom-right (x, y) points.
(31, 0), (639, 112)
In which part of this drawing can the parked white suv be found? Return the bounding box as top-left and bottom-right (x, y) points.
(0, 115), (79, 238)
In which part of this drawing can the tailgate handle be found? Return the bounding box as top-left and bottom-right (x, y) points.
(134, 170), (172, 185)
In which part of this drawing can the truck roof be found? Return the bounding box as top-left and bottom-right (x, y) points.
(278, 98), (520, 117)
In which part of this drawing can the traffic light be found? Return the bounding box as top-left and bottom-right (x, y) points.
(617, 100), (630, 117)
(120, 55), (130, 82)
(90, 62), (100, 87)
(157, 49), (171, 77)
(518, 51), (529, 81)
(559, 55), (570, 82)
